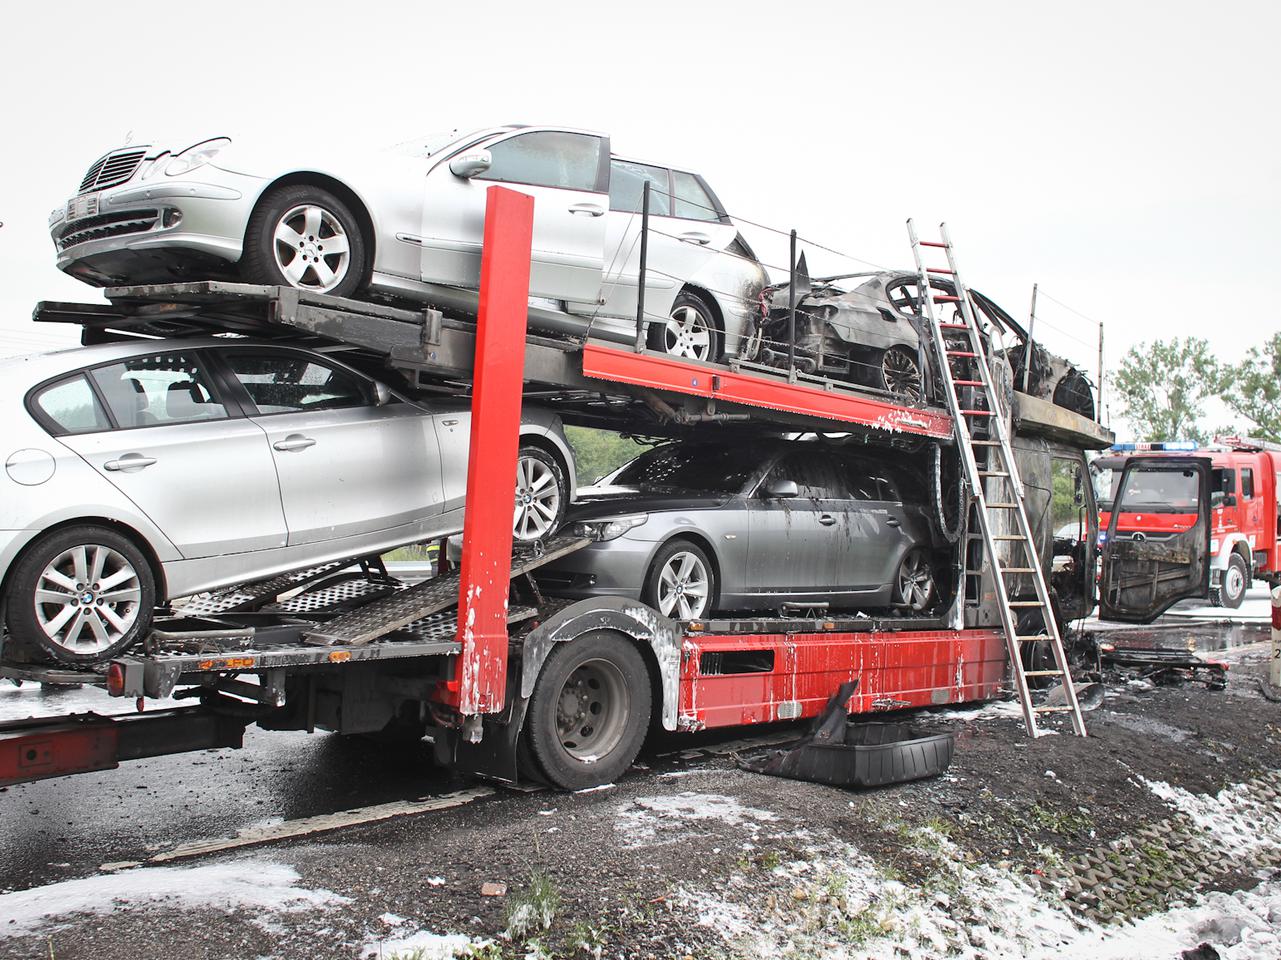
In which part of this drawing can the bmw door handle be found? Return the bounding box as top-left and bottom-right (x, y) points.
(679, 231), (712, 245)
(273, 434), (316, 452)
(104, 454), (156, 472)
(819, 514), (837, 526)
(568, 203), (605, 217)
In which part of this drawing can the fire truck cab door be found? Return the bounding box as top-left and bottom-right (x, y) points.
(1100, 456), (1212, 623)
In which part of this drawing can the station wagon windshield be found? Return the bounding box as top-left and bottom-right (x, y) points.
(612, 444), (758, 494)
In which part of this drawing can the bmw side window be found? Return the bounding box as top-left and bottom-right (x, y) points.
(89, 353), (227, 428)
(477, 132), (605, 192)
(223, 352), (368, 414)
(609, 160), (671, 215)
(671, 171), (722, 223)
(33, 375), (111, 435)
(771, 454), (841, 499)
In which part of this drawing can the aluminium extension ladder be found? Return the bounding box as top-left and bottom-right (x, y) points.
(907, 220), (1086, 737)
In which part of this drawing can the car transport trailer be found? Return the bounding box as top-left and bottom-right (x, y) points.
(1, 188), (1116, 791)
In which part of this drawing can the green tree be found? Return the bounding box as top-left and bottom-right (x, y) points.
(1219, 332), (1281, 443)
(1113, 337), (1222, 443)
(564, 426), (646, 485)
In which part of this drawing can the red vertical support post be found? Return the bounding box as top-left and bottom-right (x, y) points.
(452, 186), (534, 718)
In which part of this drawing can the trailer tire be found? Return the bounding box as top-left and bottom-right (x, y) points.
(5, 525), (155, 665)
(1217, 553), (1249, 610)
(524, 631), (652, 790)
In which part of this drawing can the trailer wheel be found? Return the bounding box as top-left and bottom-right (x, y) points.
(514, 444), (566, 543)
(1216, 553), (1249, 609)
(4, 525), (155, 665)
(525, 631), (652, 790)
(242, 185), (367, 298)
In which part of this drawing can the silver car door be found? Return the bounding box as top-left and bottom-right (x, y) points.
(53, 352), (287, 559)
(419, 129), (609, 304)
(220, 349), (446, 547)
(839, 455), (915, 599)
(745, 452), (840, 601)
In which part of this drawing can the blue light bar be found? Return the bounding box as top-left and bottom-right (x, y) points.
(1108, 441), (1199, 452)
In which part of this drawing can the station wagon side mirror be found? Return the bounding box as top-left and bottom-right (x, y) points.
(449, 149), (492, 179)
(373, 381), (393, 407)
(764, 479), (799, 499)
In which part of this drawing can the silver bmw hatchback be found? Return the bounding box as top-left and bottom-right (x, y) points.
(0, 338), (576, 665)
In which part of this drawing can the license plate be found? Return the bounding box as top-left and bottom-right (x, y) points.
(66, 194), (99, 222)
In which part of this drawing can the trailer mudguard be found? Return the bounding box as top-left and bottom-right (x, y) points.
(519, 597), (684, 731)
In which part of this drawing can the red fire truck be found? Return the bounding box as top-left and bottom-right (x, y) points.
(1095, 439), (1281, 611)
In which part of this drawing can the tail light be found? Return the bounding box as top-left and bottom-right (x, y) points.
(106, 662), (126, 697)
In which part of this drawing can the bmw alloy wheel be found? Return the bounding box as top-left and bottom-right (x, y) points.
(33, 544), (142, 656)
(895, 549), (935, 612)
(662, 304), (714, 361)
(656, 549), (711, 619)
(272, 204), (352, 292)
(514, 454), (561, 541)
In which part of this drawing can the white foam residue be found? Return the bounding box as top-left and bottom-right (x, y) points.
(1141, 777), (1281, 860)
(361, 930), (479, 959)
(0, 859), (348, 938)
(929, 698), (1024, 722)
(615, 792), (778, 848)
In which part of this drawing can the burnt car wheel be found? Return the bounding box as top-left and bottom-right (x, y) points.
(879, 346), (923, 402)
(892, 548), (936, 612)
(651, 292), (718, 362)
(5, 525), (156, 665)
(644, 540), (715, 620)
(243, 185), (368, 298)
(525, 631), (652, 789)
(514, 445), (566, 543)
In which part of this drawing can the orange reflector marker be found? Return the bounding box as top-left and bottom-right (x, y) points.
(106, 663), (125, 696)
(328, 651), (351, 663)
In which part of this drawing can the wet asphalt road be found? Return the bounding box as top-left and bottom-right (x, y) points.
(2, 583), (1273, 895)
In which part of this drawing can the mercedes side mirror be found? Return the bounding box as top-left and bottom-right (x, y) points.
(449, 149), (492, 179)
(765, 479), (799, 499)
(373, 382), (393, 407)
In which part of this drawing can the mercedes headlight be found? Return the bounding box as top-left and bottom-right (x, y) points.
(165, 138), (231, 176)
(574, 515), (648, 541)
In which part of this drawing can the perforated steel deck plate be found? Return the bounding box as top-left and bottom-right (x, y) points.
(174, 559), (367, 616)
(304, 537), (588, 646)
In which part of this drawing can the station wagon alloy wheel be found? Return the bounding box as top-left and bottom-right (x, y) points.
(894, 548), (936, 612)
(514, 452), (562, 542)
(272, 204), (352, 293)
(34, 545), (141, 655)
(656, 549), (711, 619)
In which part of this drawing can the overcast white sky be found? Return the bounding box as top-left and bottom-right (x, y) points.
(1, 0), (1276, 428)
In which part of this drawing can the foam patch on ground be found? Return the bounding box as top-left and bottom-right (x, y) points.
(0, 859), (348, 938)
(361, 929), (478, 959)
(614, 792), (780, 848)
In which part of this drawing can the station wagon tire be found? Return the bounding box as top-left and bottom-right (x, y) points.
(514, 445), (567, 543)
(644, 540), (715, 620)
(242, 185), (367, 298)
(651, 292), (719, 362)
(892, 547), (936, 613)
(879, 346), (923, 402)
(1215, 553), (1249, 609)
(5, 525), (155, 665)
(524, 631), (652, 790)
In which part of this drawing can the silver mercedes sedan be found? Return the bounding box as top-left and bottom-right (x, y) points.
(0, 338), (575, 665)
(49, 126), (767, 363)
(538, 439), (942, 619)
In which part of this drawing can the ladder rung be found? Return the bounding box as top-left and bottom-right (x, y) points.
(962, 409), (995, 417)
(934, 295), (961, 303)
(970, 439), (1001, 445)
(948, 350), (978, 358)
(1016, 634), (1053, 642)
(992, 535), (1028, 541)
(1008, 601), (1046, 608)
(919, 240), (948, 248)
(1024, 670), (1064, 678)
(926, 267), (955, 274)
(987, 503), (1019, 509)
(939, 322), (969, 329)
(978, 470), (1009, 477)
(1034, 706), (1077, 714)
(999, 566), (1037, 573)
(953, 379), (983, 386)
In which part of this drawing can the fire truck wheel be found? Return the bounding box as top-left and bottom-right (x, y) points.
(1218, 553), (1249, 609)
(524, 631), (652, 790)
(4, 525), (156, 665)
(242, 184), (368, 298)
